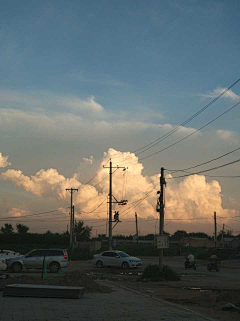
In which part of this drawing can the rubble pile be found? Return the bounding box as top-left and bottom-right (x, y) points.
(0, 271), (112, 293)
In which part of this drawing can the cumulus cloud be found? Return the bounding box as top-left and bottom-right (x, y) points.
(82, 156), (94, 165)
(59, 95), (104, 112)
(0, 148), (236, 224)
(8, 207), (29, 217)
(166, 174), (235, 219)
(216, 130), (239, 143)
(200, 87), (240, 101)
(0, 152), (11, 168)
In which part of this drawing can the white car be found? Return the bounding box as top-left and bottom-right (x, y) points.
(0, 259), (7, 271)
(0, 250), (21, 259)
(92, 250), (142, 269)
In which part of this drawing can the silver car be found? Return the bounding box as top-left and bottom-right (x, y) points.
(7, 248), (69, 273)
(92, 250), (142, 269)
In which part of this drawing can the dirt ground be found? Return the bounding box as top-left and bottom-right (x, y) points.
(2, 256), (240, 321)
(74, 256), (240, 321)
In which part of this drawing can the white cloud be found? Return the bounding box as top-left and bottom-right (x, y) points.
(82, 156), (94, 165)
(0, 89), (104, 113)
(0, 148), (236, 223)
(200, 87), (240, 101)
(0, 152), (11, 168)
(8, 207), (29, 217)
(59, 95), (104, 112)
(216, 130), (238, 143)
(0, 107), (199, 143)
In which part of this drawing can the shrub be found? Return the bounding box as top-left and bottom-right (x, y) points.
(142, 264), (181, 281)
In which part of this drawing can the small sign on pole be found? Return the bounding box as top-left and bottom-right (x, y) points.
(156, 235), (169, 249)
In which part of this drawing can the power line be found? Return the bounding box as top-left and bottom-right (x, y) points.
(0, 209), (67, 220)
(169, 157), (240, 179)
(75, 198), (107, 215)
(121, 187), (158, 218)
(79, 159), (110, 188)
(165, 147), (240, 174)
(135, 100), (240, 163)
(114, 78), (240, 164)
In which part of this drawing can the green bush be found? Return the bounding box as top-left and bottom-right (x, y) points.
(142, 264), (181, 281)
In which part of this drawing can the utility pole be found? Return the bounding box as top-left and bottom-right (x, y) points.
(158, 167), (166, 271)
(72, 205), (75, 249)
(66, 188), (78, 254)
(221, 223), (225, 244)
(214, 211), (217, 248)
(103, 159), (127, 250)
(109, 160), (113, 250)
(135, 212), (139, 244)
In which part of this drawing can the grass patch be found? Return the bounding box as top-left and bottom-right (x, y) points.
(142, 264), (181, 282)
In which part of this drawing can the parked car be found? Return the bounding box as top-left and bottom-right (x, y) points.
(0, 259), (7, 271)
(6, 248), (68, 273)
(92, 250), (142, 269)
(0, 250), (21, 259)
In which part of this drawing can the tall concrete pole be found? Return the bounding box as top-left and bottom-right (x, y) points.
(221, 223), (225, 244)
(66, 188), (78, 255)
(135, 212), (139, 244)
(109, 160), (113, 250)
(72, 205), (75, 252)
(159, 167), (165, 271)
(214, 211), (217, 248)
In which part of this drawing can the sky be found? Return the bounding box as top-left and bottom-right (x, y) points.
(0, 0), (240, 237)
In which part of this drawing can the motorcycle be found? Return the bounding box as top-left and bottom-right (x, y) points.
(207, 259), (220, 272)
(185, 258), (197, 270)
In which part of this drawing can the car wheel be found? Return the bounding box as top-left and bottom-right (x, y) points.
(96, 260), (103, 268)
(122, 262), (129, 269)
(49, 262), (60, 273)
(11, 262), (23, 273)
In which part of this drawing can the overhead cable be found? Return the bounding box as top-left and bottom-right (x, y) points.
(135, 100), (240, 163)
(165, 147), (240, 174)
(169, 157), (240, 179)
(114, 78), (240, 163)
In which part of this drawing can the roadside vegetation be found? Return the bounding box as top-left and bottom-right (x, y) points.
(0, 223), (238, 260)
(142, 264), (181, 282)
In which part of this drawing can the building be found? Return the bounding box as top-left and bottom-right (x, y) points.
(181, 237), (215, 248)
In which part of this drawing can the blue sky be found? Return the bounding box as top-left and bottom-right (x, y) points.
(0, 0), (240, 234)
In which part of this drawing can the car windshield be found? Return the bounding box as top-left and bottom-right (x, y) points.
(118, 252), (129, 257)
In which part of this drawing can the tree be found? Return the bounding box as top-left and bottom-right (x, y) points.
(45, 230), (52, 235)
(217, 229), (233, 240)
(188, 232), (209, 238)
(171, 230), (188, 241)
(16, 223), (29, 234)
(74, 221), (92, 241)
(1, 223), (14, 235)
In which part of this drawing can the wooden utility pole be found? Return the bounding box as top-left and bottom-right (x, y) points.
(221, 223), (225, 244)
(103, 159), (127, 250)
(135, 212), (139, 244)
(108, 160), (113, 250)
(72, 205), (75, 250)
(214, 211), (217, 248)
(66, 188), (78, 254)
(159, 167), (166, 271)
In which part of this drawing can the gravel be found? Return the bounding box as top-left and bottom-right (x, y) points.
(0, 271), (112, 293)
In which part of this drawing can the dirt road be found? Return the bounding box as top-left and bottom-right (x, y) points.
(72, 256), (240, 321)
(4, 256), (240, 321)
